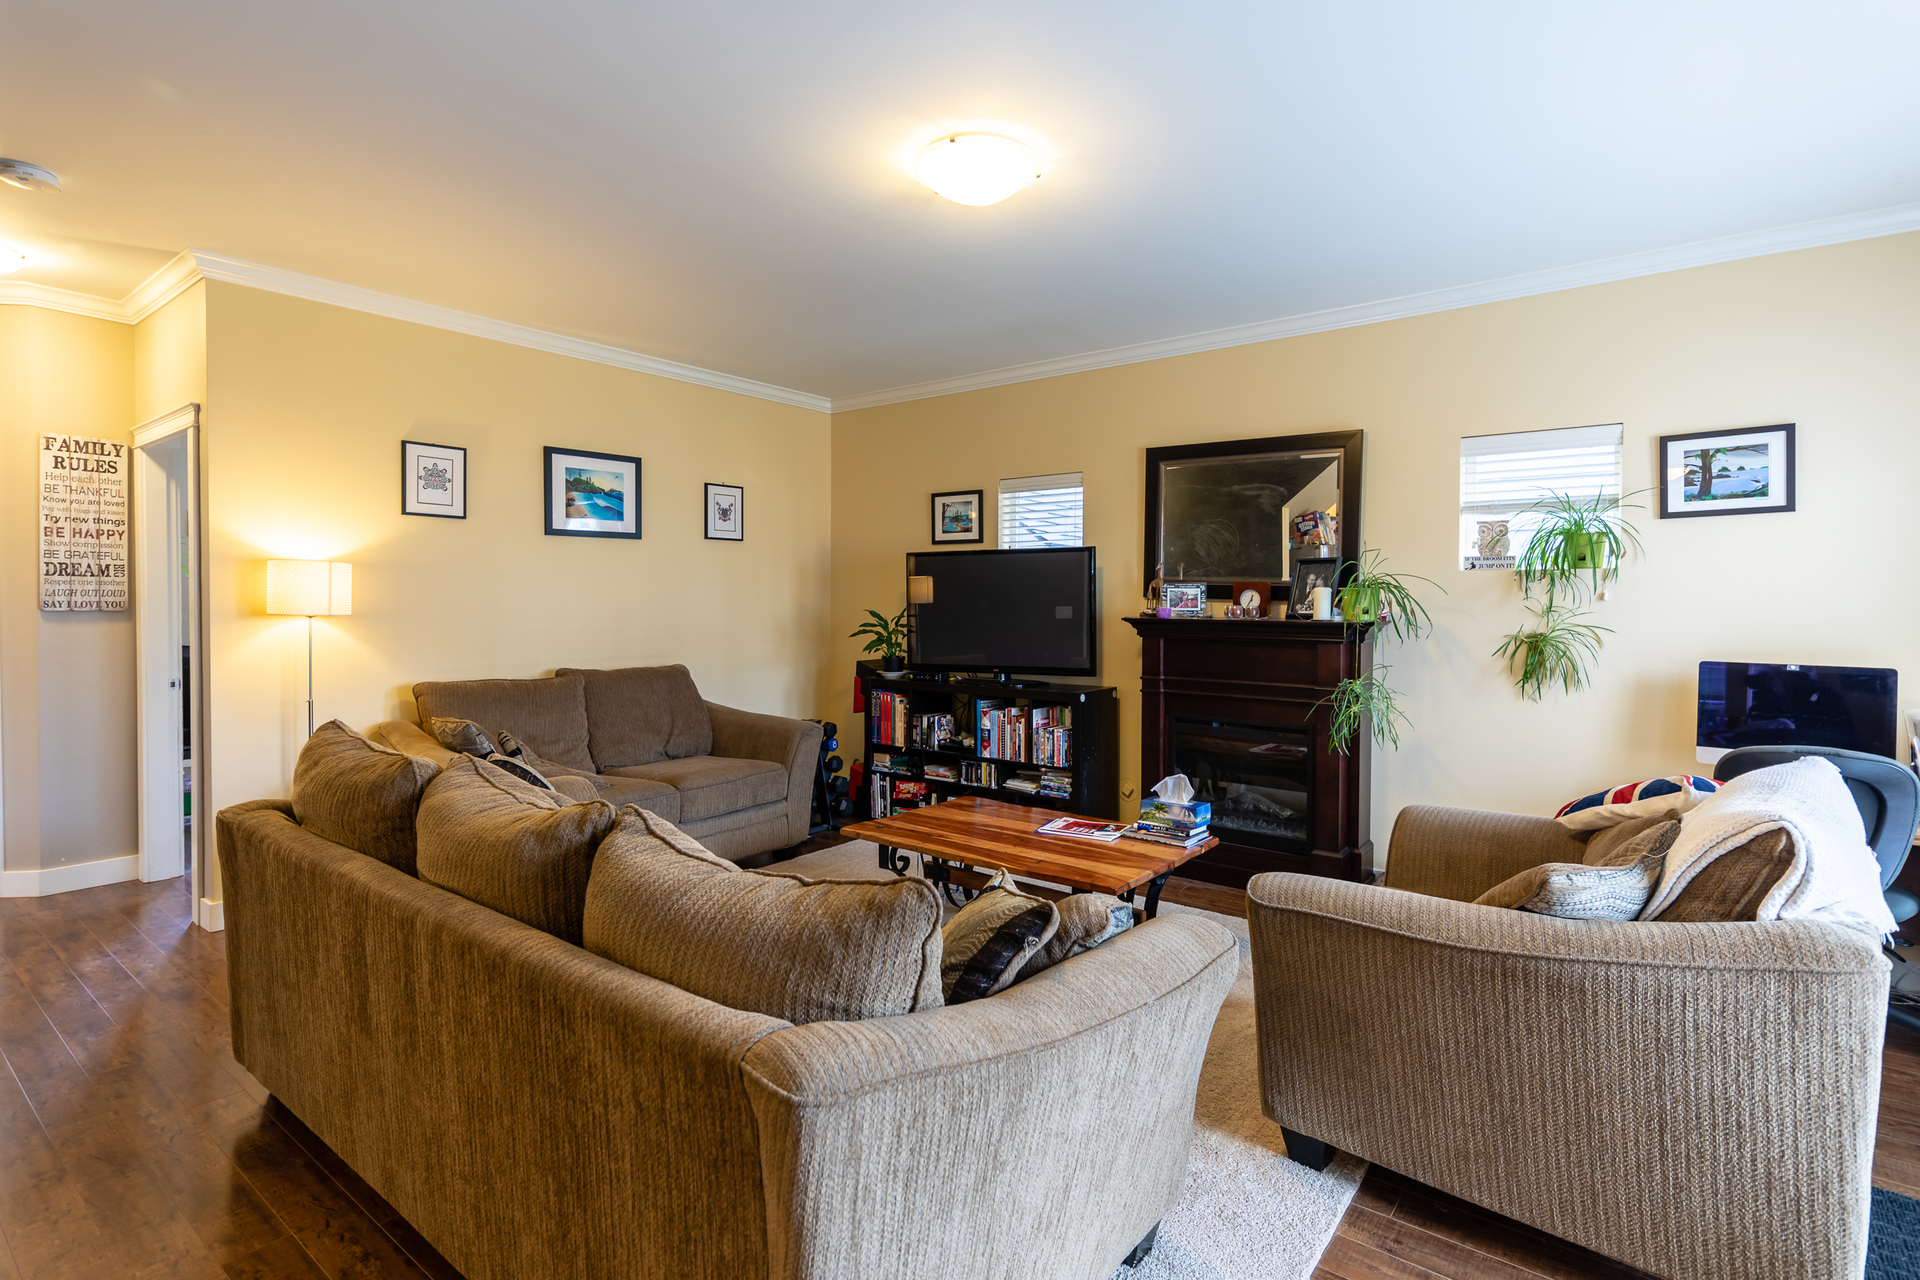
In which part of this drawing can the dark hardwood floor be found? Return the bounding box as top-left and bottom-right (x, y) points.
(1, 864), (1914, 1279)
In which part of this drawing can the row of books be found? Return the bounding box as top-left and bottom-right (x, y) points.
(868, 690), (910, 749)
(975, 700), (1073, 765)
(871, 777), (935, 818)
(1002, 768), (1073, 798)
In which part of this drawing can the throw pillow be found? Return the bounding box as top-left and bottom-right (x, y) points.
(1646, 827), (1796, 923)
(289, 719), (438, 875)
(415, 754), (619, 943)
(1583, 810), (1682, 866)
(484, 752), (555, 791)
(941, 871), (1060, 1003)
(581, 810), (944, 1023)
(1017, 891), (1133, 980)
(425, 716), (500, 758)
(1554, 775), (1719, 831)
(1473, 845), (1672, 920)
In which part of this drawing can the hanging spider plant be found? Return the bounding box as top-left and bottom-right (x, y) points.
(1511, 489), (1647, 604)
(1493, 602), (1612, 701)
(1334, 547), (1444, 643)
(1318, 665), (1413, 755)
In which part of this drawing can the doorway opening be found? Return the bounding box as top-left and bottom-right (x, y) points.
(134, 405), (205, 919)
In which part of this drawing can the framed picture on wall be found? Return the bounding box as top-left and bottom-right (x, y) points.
(1287, 558), (1338, 618)
(1658, 424), (1795, 519)
(544, 446), (641, 539)
(931, 489), (985, 544)
(704, 482), (743, 540)
(401, 440), (466, 518)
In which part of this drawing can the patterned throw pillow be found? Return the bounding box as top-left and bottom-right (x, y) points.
(484, 752), (555, 791)
(1474, 818), (1679, 920)
(941, 871), (1059, 1003)
(426, 717), (500, 758)
(1554, 775), (1719, 831)
(1017, 892), (1133, 980)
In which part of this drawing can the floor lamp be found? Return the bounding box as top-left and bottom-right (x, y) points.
(265, 559), (353, 738)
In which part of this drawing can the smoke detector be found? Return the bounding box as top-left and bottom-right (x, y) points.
(0, 160), (61, 193)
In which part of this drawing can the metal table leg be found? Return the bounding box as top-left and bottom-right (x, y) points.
(1144, 873), (1168, 920)
(878, 844), (912, 875)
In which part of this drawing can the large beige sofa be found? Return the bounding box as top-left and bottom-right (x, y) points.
(1248, 805), (1888, 1280)
(217, 763), (1239, 1280)
(372, 664), (818, 862)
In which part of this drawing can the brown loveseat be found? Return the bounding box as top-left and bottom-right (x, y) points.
(217, 786), (1239, 1280)
(373, 664), (818, 862)
(1248, 805), (1889, 1280)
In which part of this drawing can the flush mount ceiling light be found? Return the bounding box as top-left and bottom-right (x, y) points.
(0, 160), (61, 193)
(915, 133), (1041, 207)
(0, 246), (28, 275)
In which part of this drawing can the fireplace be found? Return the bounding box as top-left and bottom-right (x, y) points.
(1125, 616), (1371, 886)
(1170, 717), (1312, 851)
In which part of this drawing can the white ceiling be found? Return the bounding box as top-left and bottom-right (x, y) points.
(5, 0), (1919, 404)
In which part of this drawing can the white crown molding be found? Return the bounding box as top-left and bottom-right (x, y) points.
(829, 199), (1920, 412)
(133, 402), (201, 448)
(186, 251), (832, 412)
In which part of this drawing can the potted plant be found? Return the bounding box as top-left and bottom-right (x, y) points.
(1493, 602), (1612, 701)
(1320, 548), (1444, 753)
(850, 606), (910, 675)
(1512, 489), (1646, 603)
(1334, 547), (1441, 641)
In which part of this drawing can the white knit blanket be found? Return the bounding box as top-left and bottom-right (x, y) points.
(1639, 756), (1896, 936)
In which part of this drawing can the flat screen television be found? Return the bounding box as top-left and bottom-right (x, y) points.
(906, 547), (1097, 678)
(1696, 661), (1897, 765)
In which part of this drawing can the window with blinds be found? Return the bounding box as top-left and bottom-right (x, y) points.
(1459, 425), (1622, 568)
(998, 472), (1083, 549)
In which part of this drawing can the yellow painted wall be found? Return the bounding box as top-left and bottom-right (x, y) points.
(134, 281), (207, 423)
(0, 307), (137, 872)
(829, 232), (1920, 861)
(199, 284), (833, 856)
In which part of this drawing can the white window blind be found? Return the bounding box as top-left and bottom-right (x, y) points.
(1459, 424), (1622, 566)
(998, 472), (1083, 549)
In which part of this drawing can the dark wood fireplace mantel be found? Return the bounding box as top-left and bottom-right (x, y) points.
(1125, 616), (1372, 887)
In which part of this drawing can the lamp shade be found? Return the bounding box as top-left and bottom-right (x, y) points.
(908, 575), (935, 604)
(266, 560), (353, 616)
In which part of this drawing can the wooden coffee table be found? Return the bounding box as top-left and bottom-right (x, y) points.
(840, 796), (1217, 919)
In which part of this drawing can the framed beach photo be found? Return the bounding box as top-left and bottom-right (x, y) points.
(401, 440), (466, 518)
(931, 489), (985, 544)
(545, 446), (641, 539)
(1659, 424), (1795, 519)
(704, 482), (743, 541)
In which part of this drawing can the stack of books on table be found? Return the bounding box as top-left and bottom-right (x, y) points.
(1129, 800), (1212, 849)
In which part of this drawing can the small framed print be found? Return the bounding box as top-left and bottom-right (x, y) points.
(402, 440), (466, 518)
(1287, 558), (1339, 618)
(704, 482), (743, 541)
(1162, 582), (1208, 617)
(545, 446), (641, 539)
(1659, 423), (1795, 519)
(931, 490), (985, 544)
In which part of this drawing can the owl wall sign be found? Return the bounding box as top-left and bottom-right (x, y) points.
(1463, 518), (1514, 570)
(704, 482), (744, 541)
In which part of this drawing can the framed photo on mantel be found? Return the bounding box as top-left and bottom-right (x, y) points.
(1143, 430), (1363, 595)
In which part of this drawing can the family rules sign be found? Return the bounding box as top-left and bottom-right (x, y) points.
(40, 433), (130, 611)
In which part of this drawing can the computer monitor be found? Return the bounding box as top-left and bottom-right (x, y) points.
(1696, 661), (1898, 766)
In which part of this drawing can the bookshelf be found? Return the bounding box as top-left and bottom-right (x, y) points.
(855, 661), (1119, 820)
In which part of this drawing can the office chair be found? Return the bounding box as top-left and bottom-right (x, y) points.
(1714, 744), (1920, 1032)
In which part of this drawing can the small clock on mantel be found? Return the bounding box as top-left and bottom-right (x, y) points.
(1230, 581), (1272, 617)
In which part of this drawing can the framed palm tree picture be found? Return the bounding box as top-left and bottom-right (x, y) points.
(1658, 424), (1795, 519)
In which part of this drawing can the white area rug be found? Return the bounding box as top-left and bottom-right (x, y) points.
(776, 841), (1366, 1280)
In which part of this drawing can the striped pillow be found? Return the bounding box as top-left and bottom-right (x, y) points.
(941, 871), (1059, 1003)
(1554, 775), (1718, 831)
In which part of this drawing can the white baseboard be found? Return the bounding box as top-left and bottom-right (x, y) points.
(195, 897), (225, 932)
(0, 854), (139, 897)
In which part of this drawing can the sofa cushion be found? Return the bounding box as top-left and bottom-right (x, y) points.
(425, 716), (499, 758)
(603, 756), (785, 822)
(588, 774), (681, 820)
(413, 673), (596, 772)
(581, 809), (943, 1023)
(1017, 892), (1133, 981)
(942, 872), (1060, 1003)
(416, 754), (619, 943)
(558, 665), (713, 767)
(289, 720), (439, 875)
(1647, 828), (1797, 923)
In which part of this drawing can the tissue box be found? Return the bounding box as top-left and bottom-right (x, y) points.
(1139, 799), (1210, 828)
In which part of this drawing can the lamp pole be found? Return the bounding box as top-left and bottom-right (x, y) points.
(306, 613), (315, 738)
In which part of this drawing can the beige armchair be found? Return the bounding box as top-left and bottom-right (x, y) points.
(1247, 805), (1890, 1280)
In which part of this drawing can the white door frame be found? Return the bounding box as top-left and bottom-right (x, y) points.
(133, 404), (207, 920)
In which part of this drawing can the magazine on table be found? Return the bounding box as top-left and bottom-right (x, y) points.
(1035, 817), (1129, 842)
